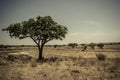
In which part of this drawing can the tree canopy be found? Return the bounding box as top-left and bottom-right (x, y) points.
(2, 16), (68, 59)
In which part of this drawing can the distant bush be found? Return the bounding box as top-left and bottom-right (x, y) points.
(96, 53), (106, 61)
(81, 44), (85, 46)
(20, 45), (25, 47)
(53, 45), (63, 48)
(0, 45), (8, 48)
(97, 43), (104, 49)
(68, 43), (78, 48)
(58, 45), (62, 47)
(54, 45), (57, 48)
(82, 46), (87, 51)
(0, 45), (4, 48)
(89, 43), (96, 49)
(45, 45), (53, 47)
(62, 45), (66, 47)
(81, 44), (87, 51)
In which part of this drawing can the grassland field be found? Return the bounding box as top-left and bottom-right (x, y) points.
(0, 44), (120, 80)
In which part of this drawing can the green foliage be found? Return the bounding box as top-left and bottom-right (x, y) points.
(2, 16), (68, 59)
(97, 43), (104, 49)
(2, 16), (68, 43)
(68, 43), (78, 48)
(96, 53), (106, 61)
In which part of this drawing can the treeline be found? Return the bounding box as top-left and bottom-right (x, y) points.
(0, 45), (37, 48)
(0, 42), (120, 49)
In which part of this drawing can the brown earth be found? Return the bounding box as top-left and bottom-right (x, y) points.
(0, 44), (120, 80)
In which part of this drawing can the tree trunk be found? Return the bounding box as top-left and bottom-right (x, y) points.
(38, 44), (44, 60)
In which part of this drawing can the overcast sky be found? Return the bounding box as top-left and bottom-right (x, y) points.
(0, 0), (120, 45)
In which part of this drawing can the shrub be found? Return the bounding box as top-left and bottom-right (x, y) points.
(68, 43), (78, 48)
(0, 45), (4, 48)
(54, 45), (57, 48)
(0, 45), (8, 48)
(81, 44), (87, 51)
(97, 43), (104, 49)
(62, 45), (66, 47)
(96, 53), (106, 61)
(89, 43), (96, 49)
(20, 45), (25, 47)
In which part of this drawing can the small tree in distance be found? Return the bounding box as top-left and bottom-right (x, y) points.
(2, 16), (68, 60)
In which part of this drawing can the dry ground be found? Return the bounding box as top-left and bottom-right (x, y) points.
(0, 44), (120, 80)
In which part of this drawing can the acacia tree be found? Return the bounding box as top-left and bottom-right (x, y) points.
(2, 16), (68, 60)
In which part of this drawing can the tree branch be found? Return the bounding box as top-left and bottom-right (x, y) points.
(30, 36), (38, 45)
(42, 38), (53, 44)
(38, 35), (41, 44)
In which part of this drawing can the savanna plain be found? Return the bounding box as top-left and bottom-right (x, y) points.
(0, 44), (120, 80)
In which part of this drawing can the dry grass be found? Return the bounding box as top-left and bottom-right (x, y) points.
(0, 44), (120, 80)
